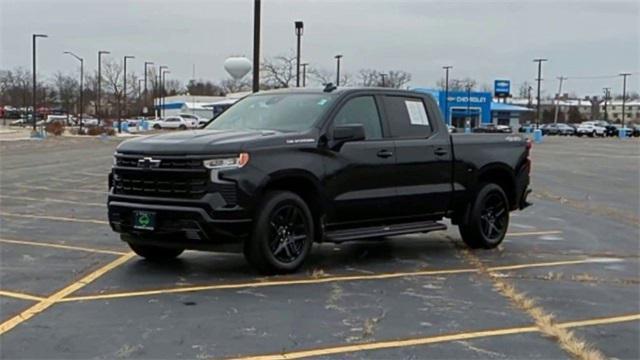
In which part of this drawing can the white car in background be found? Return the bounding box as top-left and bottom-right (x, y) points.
(178, 113), (208, 127)
(576, 121), (606, 137)
(152, 116), (197, 130)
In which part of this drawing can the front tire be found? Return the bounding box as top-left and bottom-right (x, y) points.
(244, 191), (314, 274)
(153, 124), (161, 130)
(459, 183), (510, 249)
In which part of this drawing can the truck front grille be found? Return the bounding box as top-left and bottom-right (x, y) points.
(113, 154), (209, 199)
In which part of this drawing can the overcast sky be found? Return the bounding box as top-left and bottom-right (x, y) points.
(1, 0), (638, 96)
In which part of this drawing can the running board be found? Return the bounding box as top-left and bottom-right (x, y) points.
(324, 221), (447, 243)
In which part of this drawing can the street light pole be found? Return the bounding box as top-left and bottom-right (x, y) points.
(252, 0), (261, 93)
(64, 51), (84, 131)
(533, 58), (548, 129)
(602, 87), (610, 122)
(161, 69), (170, 118)
(97, 50), (110, 125)
(466, 84), (472, 129)
(32, 34), (48, 132)
(144, 61), (153, 114)
(334, 54), (343, 86)
(553, 76), (566, 124)
(158, 65), (168, 118)
(120, 55), (135, 133)
(442, 66), (453, 125)
(295, 21), (304, 87)
(619, 73), (631, 128)
(301, 63), (308, 87)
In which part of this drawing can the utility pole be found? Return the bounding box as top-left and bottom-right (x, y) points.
(553, 76), (566, 124)
(442, 66), (452, 124)
(533, 58), (548, 128)
(295, 21), (303, 87)
(602, 87), (611, 122)
(120, 55), (135, 133)
(619, 73), (631, 128)
(380, 73), (387, 87)
(334, 54), (343, 86)
(63, 51), (83, 130)
(252, 0), (261, 93)
(97, 50), (110, 125)
(158, 65), (168, 118)
(144, 61), (153, 114)
(32, 34), (48, 132)
(161, 69), (170, 118)
(301, 63), (308, 87)
(527, 86), (533, 108)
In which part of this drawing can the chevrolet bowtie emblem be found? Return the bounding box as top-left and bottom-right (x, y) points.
(137, 157), (161, 169)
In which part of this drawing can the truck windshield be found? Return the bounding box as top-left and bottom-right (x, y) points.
(206, 93), (336, 132)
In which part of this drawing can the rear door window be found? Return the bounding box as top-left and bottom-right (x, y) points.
(383, 96), (432, 138)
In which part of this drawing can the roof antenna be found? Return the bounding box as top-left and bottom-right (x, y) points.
(323, 82), (337, 92)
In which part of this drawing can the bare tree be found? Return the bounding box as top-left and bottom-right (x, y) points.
(518, 81), (532, 98)
(359, 69), (411, 88)
(219, 78), (251, 94)
(436, 77), (477, 91)
(187, 79), (226, 96)
(261, 54), (296, 88)
(53, 72), (79, 115)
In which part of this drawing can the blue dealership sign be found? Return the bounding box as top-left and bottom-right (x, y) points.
(494, 80), (510, 97)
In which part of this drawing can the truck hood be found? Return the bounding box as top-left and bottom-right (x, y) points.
(116, 129), (294, 155)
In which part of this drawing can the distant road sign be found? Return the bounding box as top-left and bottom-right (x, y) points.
(494, 80), (511, 97)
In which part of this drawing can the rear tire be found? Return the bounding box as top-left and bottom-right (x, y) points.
(153, 124), (161, 130)
(179, 124), (187, 130)
(459, 183), (509, 249)
(125, 238), (184, 261)
(244, 191), (314, 274)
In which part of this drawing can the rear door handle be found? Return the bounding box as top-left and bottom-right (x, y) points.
(434, 147), (448, 156)
(377, 149), (393, 158)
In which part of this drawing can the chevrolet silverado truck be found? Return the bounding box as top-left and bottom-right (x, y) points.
(108, 86), (532, 273)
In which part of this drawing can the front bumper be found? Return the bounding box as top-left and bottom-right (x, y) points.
(108, 191), (252, 249)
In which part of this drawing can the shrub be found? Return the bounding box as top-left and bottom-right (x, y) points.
(45, 122), (65, 136)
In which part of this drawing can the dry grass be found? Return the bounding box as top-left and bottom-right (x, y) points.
(460, 248), (606, 360)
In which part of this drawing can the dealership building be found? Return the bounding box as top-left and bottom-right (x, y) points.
(412, 88), (532, 129)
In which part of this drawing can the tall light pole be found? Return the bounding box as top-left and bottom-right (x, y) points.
(144, 61), (153, 114)
(553, 76), (566, 124)
(380, 73), (388, 87)
(602, 87), (611, 122)
(466, 83), (472, 129)
(620, 73), (631, 128)
(301, 63), (309, 87)
(161, 69), (170, 119)
(294, 21), (304, 87)
(533, 58), (548, 128)
(158, 65), (168, 118)
(334, 54), (343, 86)
(97, 50), (110, 125)
(119, 55), (135, 133)
(32, 34), (48, 131)
(252, 0), (261, 93)
(442, 66), (453, 125)
(63, 51), (84, 131)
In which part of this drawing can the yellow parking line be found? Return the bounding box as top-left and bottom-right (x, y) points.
(507, 230), (563, 237)
(0, 252), (134, 335)
(229, 313), (640, 360)
(0, 212), (108, 225)
(0, 238), (127, 256)
(0, 195), (105, 207)
(60, 258), (595, 303)
(0, 290), (45, 302)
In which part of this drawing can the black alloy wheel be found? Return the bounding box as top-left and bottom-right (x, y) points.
(479, 192), (508, 242)
(267, 204), (309, 264)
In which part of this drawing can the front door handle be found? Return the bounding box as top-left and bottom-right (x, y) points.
(434, 147), (448, 156)
(377, 149), (393, 158)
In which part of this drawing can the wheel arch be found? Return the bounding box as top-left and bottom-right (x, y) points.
(476, 163), (517, 210)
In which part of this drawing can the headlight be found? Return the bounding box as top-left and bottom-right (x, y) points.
(203, 153), (250, 170)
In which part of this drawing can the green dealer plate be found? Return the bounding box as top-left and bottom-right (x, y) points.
(133, 210), (156, 230)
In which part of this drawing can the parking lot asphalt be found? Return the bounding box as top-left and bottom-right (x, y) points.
(0, 135), (638, 359)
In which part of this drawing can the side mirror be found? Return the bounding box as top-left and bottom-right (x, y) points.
(332, 124), (366, 143)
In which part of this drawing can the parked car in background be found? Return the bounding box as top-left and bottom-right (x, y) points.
(630, 124), (640, 137)
(590, 120), (618, 137)
(178, 113), (208, 127)
(474, 124), (511, 133)
(613, 125), (634, 137)
(151, 116), (197, 130)
(576, 121), (606, 137)
(543, 123), (576, 136)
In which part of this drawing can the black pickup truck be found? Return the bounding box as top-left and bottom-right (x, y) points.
(108, 87), (531, 273)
